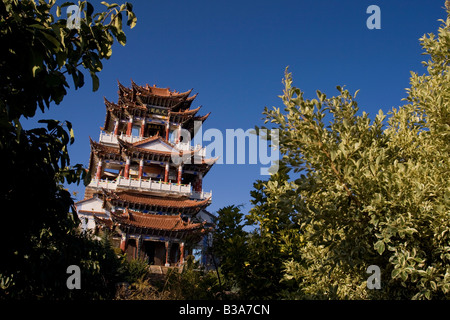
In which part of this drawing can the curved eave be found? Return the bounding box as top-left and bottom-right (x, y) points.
(111, 210), (205, 233)
(90, 137), (120, 156)
(170, 106), (202, 123)
(104, 97), (122, 111)
(105, 190), (211, 211)
(117, 137), (195, 158)
(170, 105), (201, 116)
(195, 112), (211, 122)
(118, 80), (131, 94)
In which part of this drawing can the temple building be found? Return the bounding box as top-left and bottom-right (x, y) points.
(75, 80), (217, 267)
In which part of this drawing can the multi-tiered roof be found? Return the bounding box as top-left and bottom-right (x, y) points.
(75, 80), (216, 266)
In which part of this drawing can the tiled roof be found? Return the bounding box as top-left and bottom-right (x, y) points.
(131, 80), (193, 99)
(108, 190), (211, 209)
(90, 137), (120, 155)
(112, 209), (204, 232)
(170, 105), (201, 116)
(116, 80), (197, 110)
(93, 215), (114, 229)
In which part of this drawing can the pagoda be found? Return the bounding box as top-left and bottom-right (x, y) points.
(75, 80), (217, 267)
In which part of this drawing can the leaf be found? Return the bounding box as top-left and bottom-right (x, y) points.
(127, 11), (137, 29)
(86, 2), (94, 16)
(91, 72), (99, 91)
(40, 31), (61, 50)
(401, 271), (408, 281)
(430, 281), (437, 291)
(101, 2), (119, 9)
(391, 268), (401, 279)
(370, 163), (377, 176)
(32, 65), (41, 77)
(116, 30), (127, 46)
(374, 240), (385, 255)
(66, 121), (75, 144)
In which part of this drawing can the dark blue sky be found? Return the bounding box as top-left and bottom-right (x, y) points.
(24, 0), (446, 215)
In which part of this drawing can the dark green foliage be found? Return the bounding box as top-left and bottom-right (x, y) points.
(211, 201), (301, 299)
(0, 0), (136, 299)
(211, 205), (247, 293)
(163, 256), (222, 300)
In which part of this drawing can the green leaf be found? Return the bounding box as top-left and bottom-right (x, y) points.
(430, 281), (437, 291)
(401, 271), (408, 281)
(32, 65), (41, 77)
(40, 31), (61, 50)
(374, 240), (385, 255)
(391, 268), (401, 279)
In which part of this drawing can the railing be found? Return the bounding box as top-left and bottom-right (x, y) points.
(88, 178), (118, 190)
(89, 177), (190, 194)
(88, 177), (212, 200)
(190, 190), (212, 201)
(175, 142), (206, 157)
(99, 131), (207, 157)
(116, 176), (191, 194)
(99, 131), (146, 145)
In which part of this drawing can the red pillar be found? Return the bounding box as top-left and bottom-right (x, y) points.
(95, 160), (103, 180)
(126, 117), (132, 136)
(164, 163), (169, 183)
(140, 119), (145, 138)
(177, 165), (183, 185)
(194, 172), (203, 192)
(124, 157), (130, 179)
(138, 159), (144, 179)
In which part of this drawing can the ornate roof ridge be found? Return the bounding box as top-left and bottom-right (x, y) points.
(129, 79), (193, 99)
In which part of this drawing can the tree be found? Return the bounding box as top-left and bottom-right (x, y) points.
(242, 165), (303, 299)
(211, 205), (247, 296)
(0, 0), (136, 299)
(254, 7), (450, 299)
(212, 181), (303, 299)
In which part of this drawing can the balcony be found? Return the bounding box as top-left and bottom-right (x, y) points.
(88, 176), (212, 200)
(190, 190), (212, 200)
(175, 142), (206, 157)
(99, 131), (145, 145)
(99, 131), (207, 156)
